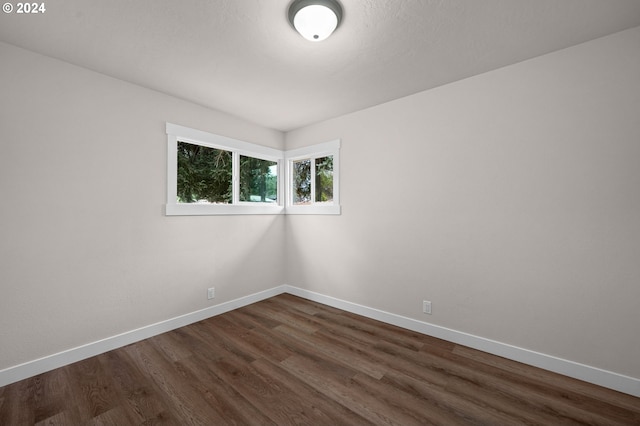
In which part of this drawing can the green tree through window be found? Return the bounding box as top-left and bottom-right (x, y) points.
(315, 156), (333, 203)
(177, 142), (232, 203)
(293, 156), (333, 205)
(239, 156), (278, 202)
(293, 159), (311, 204)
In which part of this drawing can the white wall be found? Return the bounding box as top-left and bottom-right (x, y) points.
(0, 42), (285, 371)
(285, 27), (640, 379)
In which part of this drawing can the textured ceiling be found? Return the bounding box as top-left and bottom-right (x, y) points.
(1, 0), (640, 131)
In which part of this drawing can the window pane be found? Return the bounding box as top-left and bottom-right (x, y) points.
(239, 156), (278, 203)
(315, 156), (333, 203)
(176, 141), (232, 204)
(293, 159), (311, 205)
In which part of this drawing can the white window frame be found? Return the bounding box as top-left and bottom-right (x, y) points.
(166, 123), (340, 216)
(166, 123), (284, 216)
(285, 139), (341, 215)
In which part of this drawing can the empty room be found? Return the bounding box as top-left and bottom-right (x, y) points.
(1, 0), (639, 424)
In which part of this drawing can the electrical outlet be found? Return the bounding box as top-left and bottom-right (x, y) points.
(423, 300), (432, 314)
(207, 287), (215, 300)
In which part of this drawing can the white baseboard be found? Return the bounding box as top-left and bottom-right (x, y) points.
(2, 284), (638, 398)
(0, 285), (288, 388)
(283, 285), (640, 398)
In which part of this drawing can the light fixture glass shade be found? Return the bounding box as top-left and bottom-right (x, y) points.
(288, 0), (343, 42)
(293, 5), (338, 41)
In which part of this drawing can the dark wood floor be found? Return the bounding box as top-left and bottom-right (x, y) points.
(1, 294), (639, 425)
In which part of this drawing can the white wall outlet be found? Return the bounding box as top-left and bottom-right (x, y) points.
(423, 300), (432, 314)
(207, 287), (215, 300)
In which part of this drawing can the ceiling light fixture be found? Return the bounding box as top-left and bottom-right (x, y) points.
(288, 0), (343, 42)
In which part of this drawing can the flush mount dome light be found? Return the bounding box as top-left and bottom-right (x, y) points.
(288, 0), (343, 42)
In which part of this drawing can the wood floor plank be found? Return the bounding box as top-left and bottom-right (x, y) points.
(97, 349), (178, 424)
(210, 354), (357, 425)
(229, 309), (364, 380)
(188, 317), (257, 364)
(64, 356), (120, 422)
(281, 354), (412, 425)
(370, 373), (515, 425)
(222, 311), (297, 362)
(246, 299), (324, 334)
(441, 346), (640, 425)
(200, 314), (294, 363)
(444, 374), (587, 425)
(0, 379), (36, 425)
(409, 339), (619, 424)
(147, 329), (197, 363)
(251, 357), (370, 425)
(175, 354), (275, 425)
(1, 294), (639, 425)
(123, 339), (227, 425)
(453, 344), (640, 415)
(273, 323), (388, 379)
(33, 408), (81, 426)
(29, 368), (71, 424)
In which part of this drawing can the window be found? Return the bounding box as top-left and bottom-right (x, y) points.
(286, 139), (341, 215)
(166, 123), (340, 215)
(166, 123), (284, 215)
(177, 141), (232, 204)
(291, 156), (334, 205)
(292, 159), (311, 204)
(239, 156), (278, 203)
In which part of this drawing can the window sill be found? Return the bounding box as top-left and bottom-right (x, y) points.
(165, 204), (341, 216)
(166, 204), (285, 216)
(285, 205), (341, 215)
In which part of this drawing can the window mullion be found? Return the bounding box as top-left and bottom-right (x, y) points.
(310, 157), (316, 204)
(278, 159), (284, 206)
(232, 151), (240, 204)
(286, 159), (293, 207)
